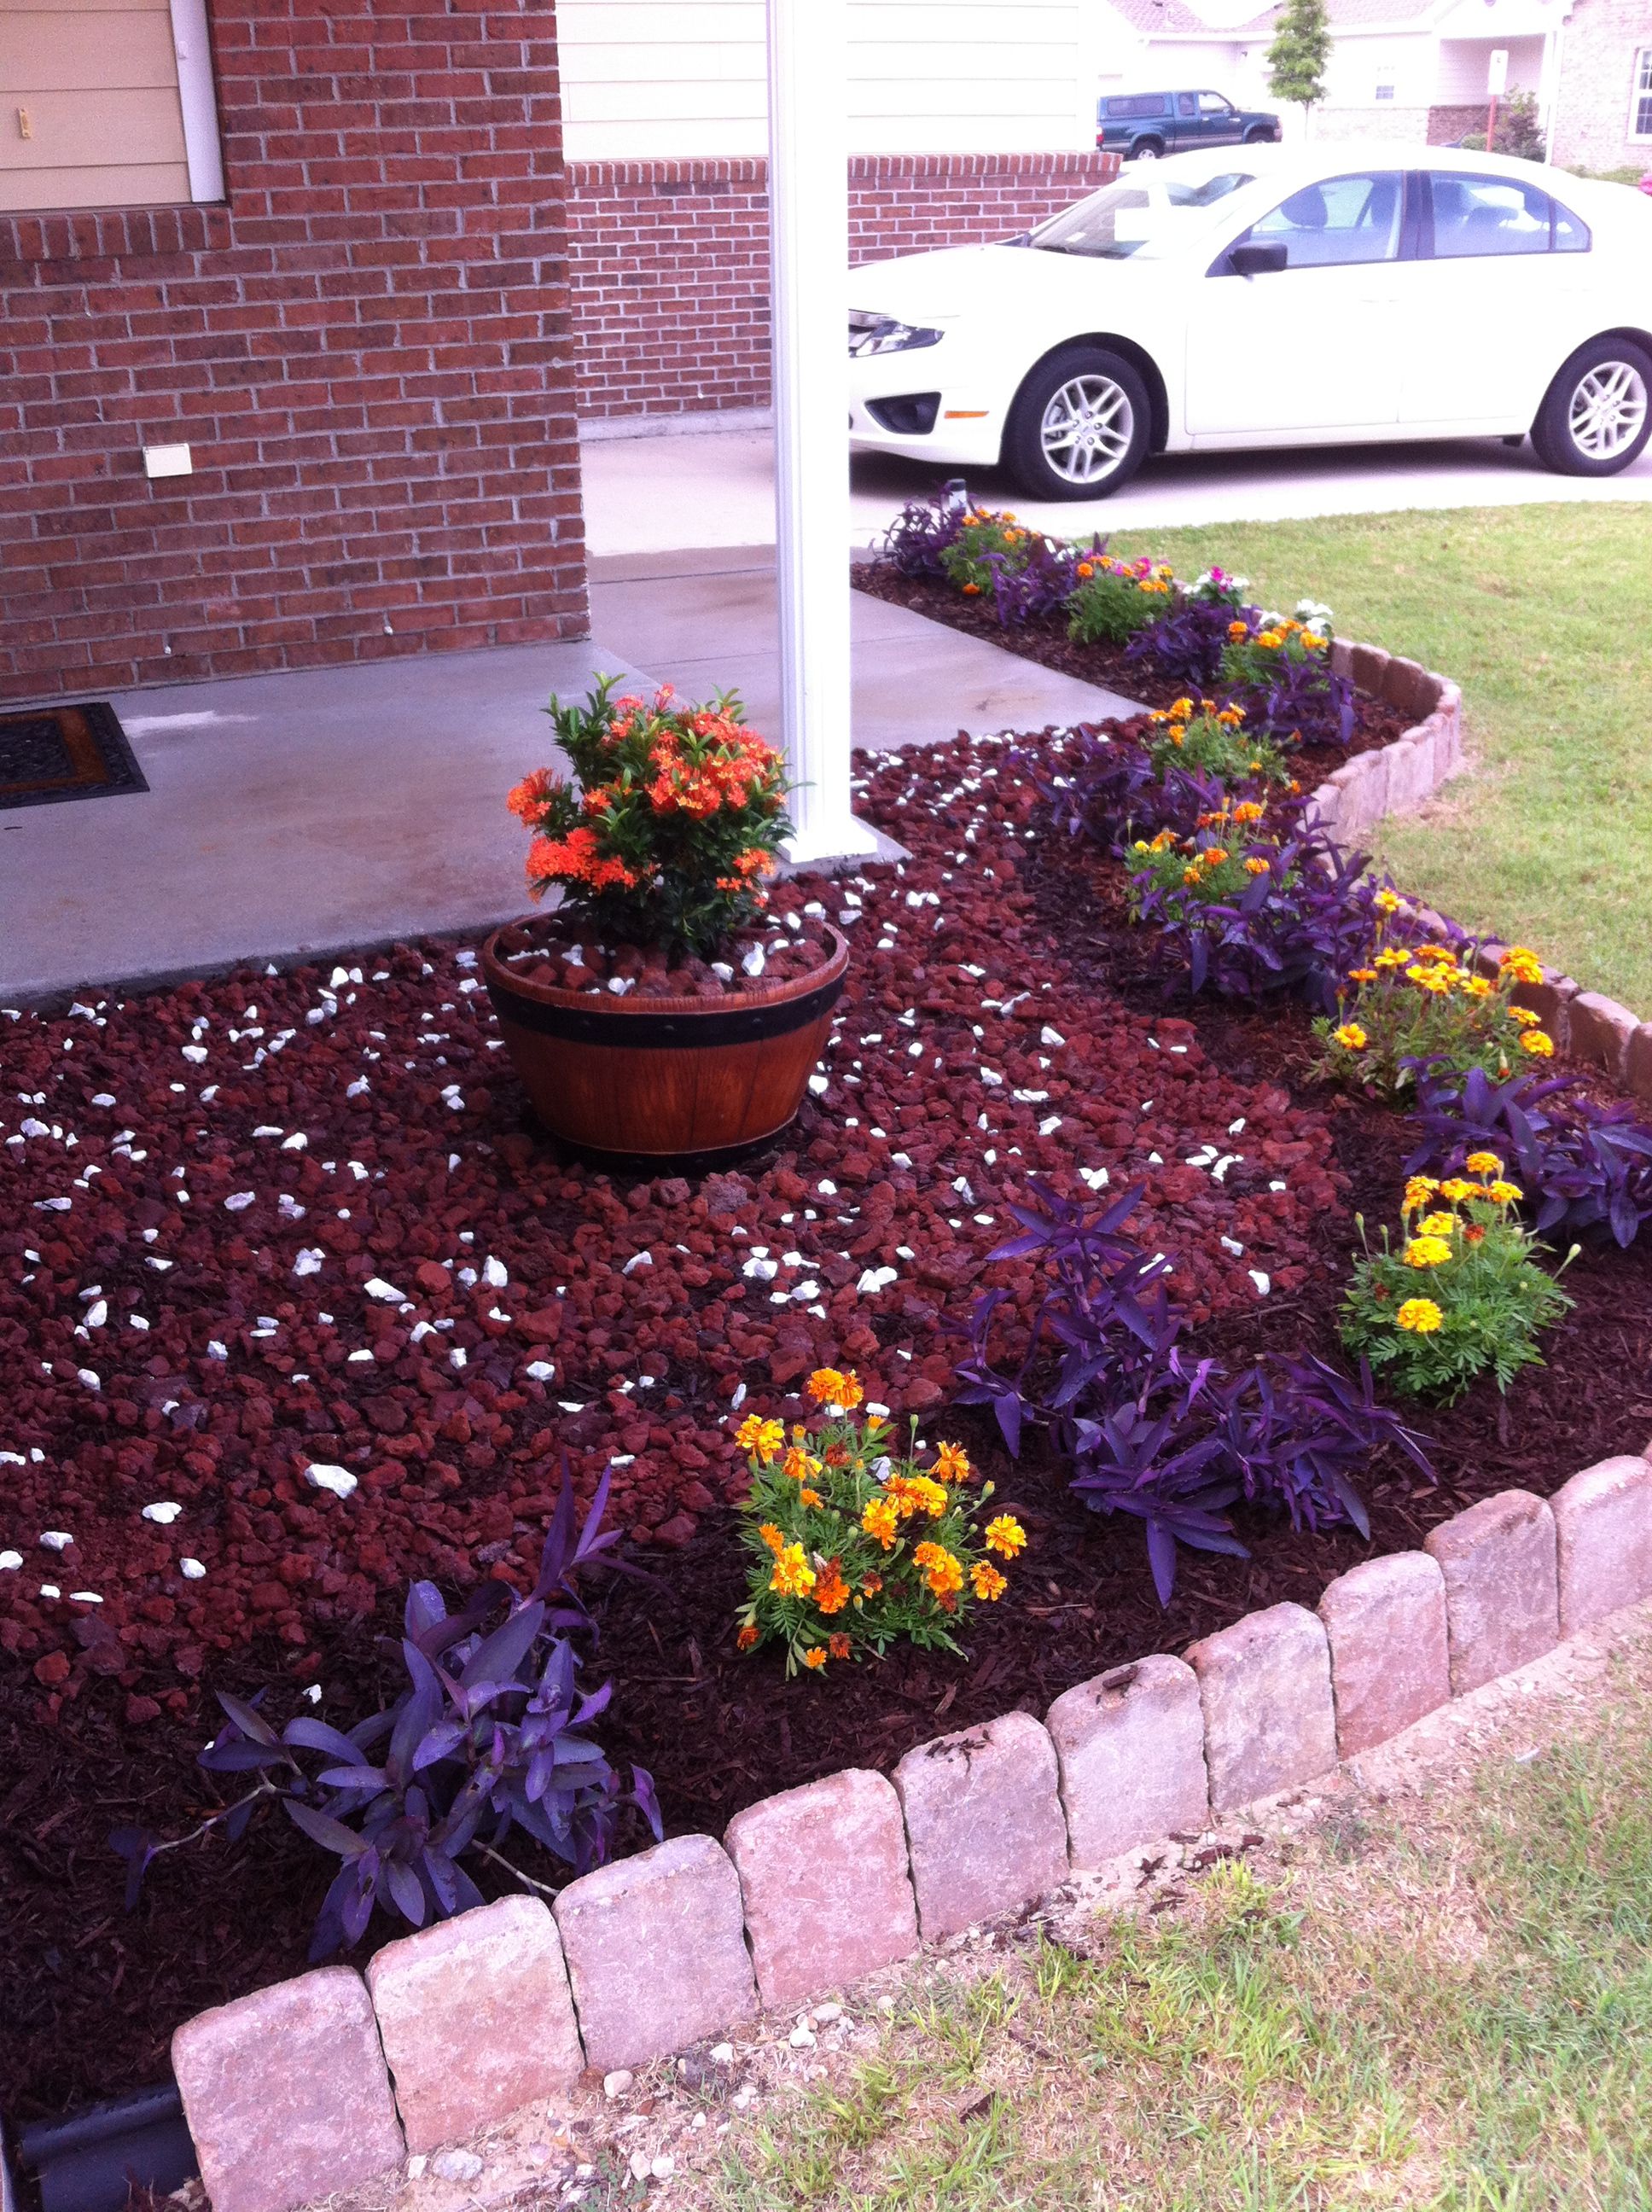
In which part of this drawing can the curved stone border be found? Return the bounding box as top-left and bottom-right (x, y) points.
(1308, 637), (1464, 841)
(167, 1445), (1652, 2212)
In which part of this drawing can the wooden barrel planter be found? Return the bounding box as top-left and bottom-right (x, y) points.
(480, 923), (851, 1162)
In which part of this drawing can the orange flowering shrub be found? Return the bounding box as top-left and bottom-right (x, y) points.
(734, 1369), (1025, 1677)
(507, 676), (792, 959)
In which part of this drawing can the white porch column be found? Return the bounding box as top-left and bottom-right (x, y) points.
(767, 0), (878, 865)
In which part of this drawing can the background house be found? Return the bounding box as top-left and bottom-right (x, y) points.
(1092, 0), (1652, 166)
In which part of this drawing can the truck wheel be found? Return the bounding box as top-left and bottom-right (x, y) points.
(1003, 346), (1152, 502)
(1130, 137), (1163, 160)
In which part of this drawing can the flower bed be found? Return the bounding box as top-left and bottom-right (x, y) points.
(4, 723), (1652, 2126)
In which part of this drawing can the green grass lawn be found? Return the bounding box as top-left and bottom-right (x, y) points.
(1094, 504), (1652, 1014)
(692, 1650), (1652, 2212)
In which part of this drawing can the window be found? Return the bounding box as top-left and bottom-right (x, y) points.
(1034, 171), (1254, 260)
(1246, 172), (1404, 267)
(1375, 81), (1396, 102)
(1106, 95), (1171, 119)
(1634, 47), (1652, 139)
(1428, 172), (1589, 258)
(1178, 95), (1198, 117)
(1199, 92), (1234, 115)
(0, 0), (222, 216)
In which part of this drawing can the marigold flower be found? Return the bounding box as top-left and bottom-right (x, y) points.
(1375, 948), (1411, 970)
(1228, 620), (1250, 639)
(1403, 1177), (1440, 1212)
(984, 1514), (1027, 1559)
(814, 1559), (851, 1615)
(1519, 1030), (1555, 1057)
(737, 1415), (785, 1463)
(769, 1543), (816, 1598)
(1405, 966), (1453, 994)
(1396, 1297), (1443, 1334)
(861, 1497), (899, 1550)
(802, 1646), (828, 1669)
(736, 1622), (759, 1651)
(1183, 866), (1202, 888)
(1403, 1235), (1453, 1269)
(860, 1571), (883, 1596)
(1418, 1212), (1457, 1238)
(888, 1473), (948, 1519)
(971, 1562), (1008, 1602)
(1464, 1151), (1504, 1177)
(757, 1522), (784, 1554)
(828, 1633), (852, 1660)
(1203, 847), (1230, 867)
(1499, 947), (1544, 986)
(1076, 561), (1095, 579)
(799, 1487), (824, 1508)
(1375, 889), (1401, 916)
(1486, 1179), (1523, 1205)
(914, 1543), (964, 1598)
(1348, 968), (1378, 985)
(1509, 1004), (1540, 1027)
(1333, 1022), (1368, 1051)
(1233, 800), (1265, 824)
(962, 582), (981, 596)
(782, 1446), (822, 1484)
(1439, 1178), (1478, 1203)
(1244, 857), (1271, 876)
(933, 1441), (971, 1483)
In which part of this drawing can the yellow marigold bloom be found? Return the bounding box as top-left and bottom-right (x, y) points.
(1217, 707), (1245, 727)
(1170, 696), (1195, 719)
(933, 1441), (971, 1483)
(1405, 965), (1453, 994)
(1487, 1179), (1523, 1205)
(1418, 1212), (1457, 1237)
(1403, 1235), (1453, 1269)
(1333, 1022), (1368, 1051)
(737, 1415), (785, 1462)
(1500, 947), (1544, 986)
(1439, 1178), (1478, 1203)
(1300, 632), (1325, 651)
(1464, 1151), (1504, 1176)
(888, 1473), (947, 1519)
(758, 1522), (785, 1555)
(1403, 1176), (1440, 1212)
(1183, 866), (1202, 887)
(769, 1543), (816, 1598)
(1257, 629), (1283, 649)
(1461, 975), (1494, 999)
(1374, 889), (1402, 915)
(801, 1645), (827, 1669)
(1244, 857), (1271, 876)
(1509, 1004), (1540, 1027)
(1233, 800), (1265, 824)
(971, 1562), (1008, 1602)
(861, 1497), (899, 1550)
(1414, 945), (1457, 963)
(1375, 948), (1411, 970)
(1396, 1297), (1444, 1334)
(915, 1545), (964, 1598)
(984, 1514), (1027, 1559)
(1520, 1030), (1555, 1057)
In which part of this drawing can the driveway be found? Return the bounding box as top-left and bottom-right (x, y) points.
(583, 417), (1652, 558)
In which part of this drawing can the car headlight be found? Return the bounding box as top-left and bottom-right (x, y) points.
(848, 310), (943, 358)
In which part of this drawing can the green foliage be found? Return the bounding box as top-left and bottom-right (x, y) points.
(1144, 698), (1289, 787)
(1122, 799), (1290, 924)
(1462, 90), (1546, 162)
(732, 1371), (1027, 1678)
(1341, 1166), (1575, 1401)
(939, 506), (1037, 597)
(1266, 0), (1332, 112)
(1063, 556), (1174, 647)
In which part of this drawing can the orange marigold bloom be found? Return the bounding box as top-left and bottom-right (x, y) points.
(933, 1441), (971, 1483)
(828, 1632), (852, 1661)
(860, 1571), (883, 1596)
(861, 1497), (899, 1550)
(782, 1446), (823, 1484)
(798, 1487), (824, 1508)
(802, 1646), (828, 1669)
(971, 1562), (1008, 1602)
(814, 1559), (851, 1615)
(736, 1622), (759, 1651)
(757, 1522), (784, 1555)
(984, 1514), (1027, 1559)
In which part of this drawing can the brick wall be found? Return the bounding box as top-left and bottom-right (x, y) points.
(567, 152), (1121, 419)
(1549, 0), (1650, 173)
(0, 0), (588, 706)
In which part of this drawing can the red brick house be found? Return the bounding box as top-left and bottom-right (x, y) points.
(1, 1), (590, 704)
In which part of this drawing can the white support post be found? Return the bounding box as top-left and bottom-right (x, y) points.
(767, 0), (878, 867)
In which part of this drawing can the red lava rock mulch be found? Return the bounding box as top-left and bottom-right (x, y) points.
(4, 725), (1651, 2125)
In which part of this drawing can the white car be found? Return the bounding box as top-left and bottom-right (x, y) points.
(847, 143), (1652, 499)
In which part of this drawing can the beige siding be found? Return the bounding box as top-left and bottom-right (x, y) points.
(560, 0), (1096, 158)
(1, 0), (190, 213)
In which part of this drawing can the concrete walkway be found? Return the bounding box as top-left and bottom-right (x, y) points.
(3, 554), (1127, 1005)
(583, 417), (1652, 556)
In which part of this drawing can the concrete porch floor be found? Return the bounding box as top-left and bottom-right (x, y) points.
(3, 549), (1130, 1005)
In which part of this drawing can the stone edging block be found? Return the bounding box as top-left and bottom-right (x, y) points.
(1045, 1653), (1208, 1867)
(1187, 1601), (1337, 1814)
(893, 1709), (1069, 1940)
(1307, 637), (1462, 841)
(172, 1966), (405, 2212)
(1424, 1489), (1560, 1695)
(553, 1832), (757, 2074)
(366, 1895), (585, 2154)
(1318, 1551), (1450, 1758)
(725, 1766), (919, 2008)
(1550, 1454), (1652, 1633)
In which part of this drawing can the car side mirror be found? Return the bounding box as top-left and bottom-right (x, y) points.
(1229, 240), (1288, 276)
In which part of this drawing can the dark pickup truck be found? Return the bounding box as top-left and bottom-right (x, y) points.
(1096, 90), (1282, 160)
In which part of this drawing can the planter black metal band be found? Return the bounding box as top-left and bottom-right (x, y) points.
(486, 969), (845, 1049)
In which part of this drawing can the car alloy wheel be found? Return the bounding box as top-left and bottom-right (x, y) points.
(1039, 374), (1135, 486)
(1568, 358), (1648, 462)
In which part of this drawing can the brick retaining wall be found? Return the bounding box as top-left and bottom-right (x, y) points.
(567, 153), (1121, 421)
(0, 0), (589, 706)
(169, 1449), (1652, 2212)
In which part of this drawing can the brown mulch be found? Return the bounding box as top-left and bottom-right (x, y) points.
(4, 725), (1649, 2131)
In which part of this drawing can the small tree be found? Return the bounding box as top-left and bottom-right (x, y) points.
(1461, 89), (1547, 162)
(1267, 0), (1333, 126)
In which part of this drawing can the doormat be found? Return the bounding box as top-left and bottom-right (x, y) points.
(0, 701), (148, 811)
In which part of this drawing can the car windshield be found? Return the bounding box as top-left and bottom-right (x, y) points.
(1032, 172), (1254, 259)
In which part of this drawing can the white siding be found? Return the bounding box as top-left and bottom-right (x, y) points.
(1434, 33), (1547, 102)
(560, 0), (1096, 159)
